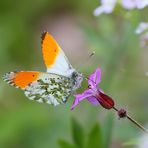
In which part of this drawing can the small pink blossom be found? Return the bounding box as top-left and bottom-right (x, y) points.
(135, 22), (148, 34)
(136, 0), (148, 9)
(93, 0), (117, 16)
(121, 0), (137, 9)
(121, 0), (148, 10)
(94, 0), (148, 16)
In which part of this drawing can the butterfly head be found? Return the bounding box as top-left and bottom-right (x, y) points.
(71, 71), (83, 91)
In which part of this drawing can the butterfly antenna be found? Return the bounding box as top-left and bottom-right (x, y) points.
(89, 51), (95, 58)
(76, 51), (95, 70)
(76, 51), (96, 85)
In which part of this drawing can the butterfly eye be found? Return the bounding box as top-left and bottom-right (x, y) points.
(72, 72), (78, 78)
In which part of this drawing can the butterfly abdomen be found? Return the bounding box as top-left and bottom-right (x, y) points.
(70, 71), (83, 91)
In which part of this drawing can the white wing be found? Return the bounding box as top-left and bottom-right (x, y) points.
(41, 32), (75, 77)
(3, 71), (74, 106)
(24, 72), (74, 106)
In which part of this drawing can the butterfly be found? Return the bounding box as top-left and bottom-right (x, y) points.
(2, 32), (83, 106)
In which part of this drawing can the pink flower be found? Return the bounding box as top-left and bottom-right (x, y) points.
(136, 0), (148, 9)
(93, 0), (148, 17)
(135, 22), (148, 34)
(121, 0), (137, 9)
(93, 0), (117, 16)
(122, 0), (148, 10)
(71, 67), (114, 110)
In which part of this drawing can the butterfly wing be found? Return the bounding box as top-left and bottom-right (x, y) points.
(3, 71), (73, 106)
(41, 32), (74, 77)
(2, 32), (83, 106)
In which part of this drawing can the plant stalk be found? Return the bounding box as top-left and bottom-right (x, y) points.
(112, 106), (148, 135)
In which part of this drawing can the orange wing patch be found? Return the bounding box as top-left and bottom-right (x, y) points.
(41, 32), (60, 68)
(14, 72), (40, 89)
(3, 71), (40, 89)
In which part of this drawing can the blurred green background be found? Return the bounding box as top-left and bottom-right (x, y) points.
(0, 0), (148, 148)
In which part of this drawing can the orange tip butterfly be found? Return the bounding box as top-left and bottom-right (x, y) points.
(3, 32), (83, 106)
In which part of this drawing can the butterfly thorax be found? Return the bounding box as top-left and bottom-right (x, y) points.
(70, 71), (83, 91)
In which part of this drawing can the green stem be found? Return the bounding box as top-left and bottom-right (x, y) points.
(112, 106), (148, 135)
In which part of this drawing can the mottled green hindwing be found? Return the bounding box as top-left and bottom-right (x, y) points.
(24, 73), (73, 106)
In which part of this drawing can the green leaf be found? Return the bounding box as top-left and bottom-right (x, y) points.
(102, 113), (114, 148)
(86, 123), (103, 148)
(58, 140), (76, 148)
(122, 138), (139, 147)
(71, 118), (85, 148)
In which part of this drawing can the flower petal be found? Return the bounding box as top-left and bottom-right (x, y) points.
(88, 67), (101, 88)
(87, 96), (100, 106)
(71, 89), (93, 110)
(93, 0), (117, 16)
(136, 0), (148, 9)
(135, 22), (148, 34)
(93, 6), (105, 16)
(101, 0), (117, 13)
(121, 0), (137, 10)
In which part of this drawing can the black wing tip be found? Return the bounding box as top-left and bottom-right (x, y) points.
(2, 71), (19, 81)
(2, 71), (21, 89)
(2, 72), (16, 86)
(41, 30), (48, 41)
